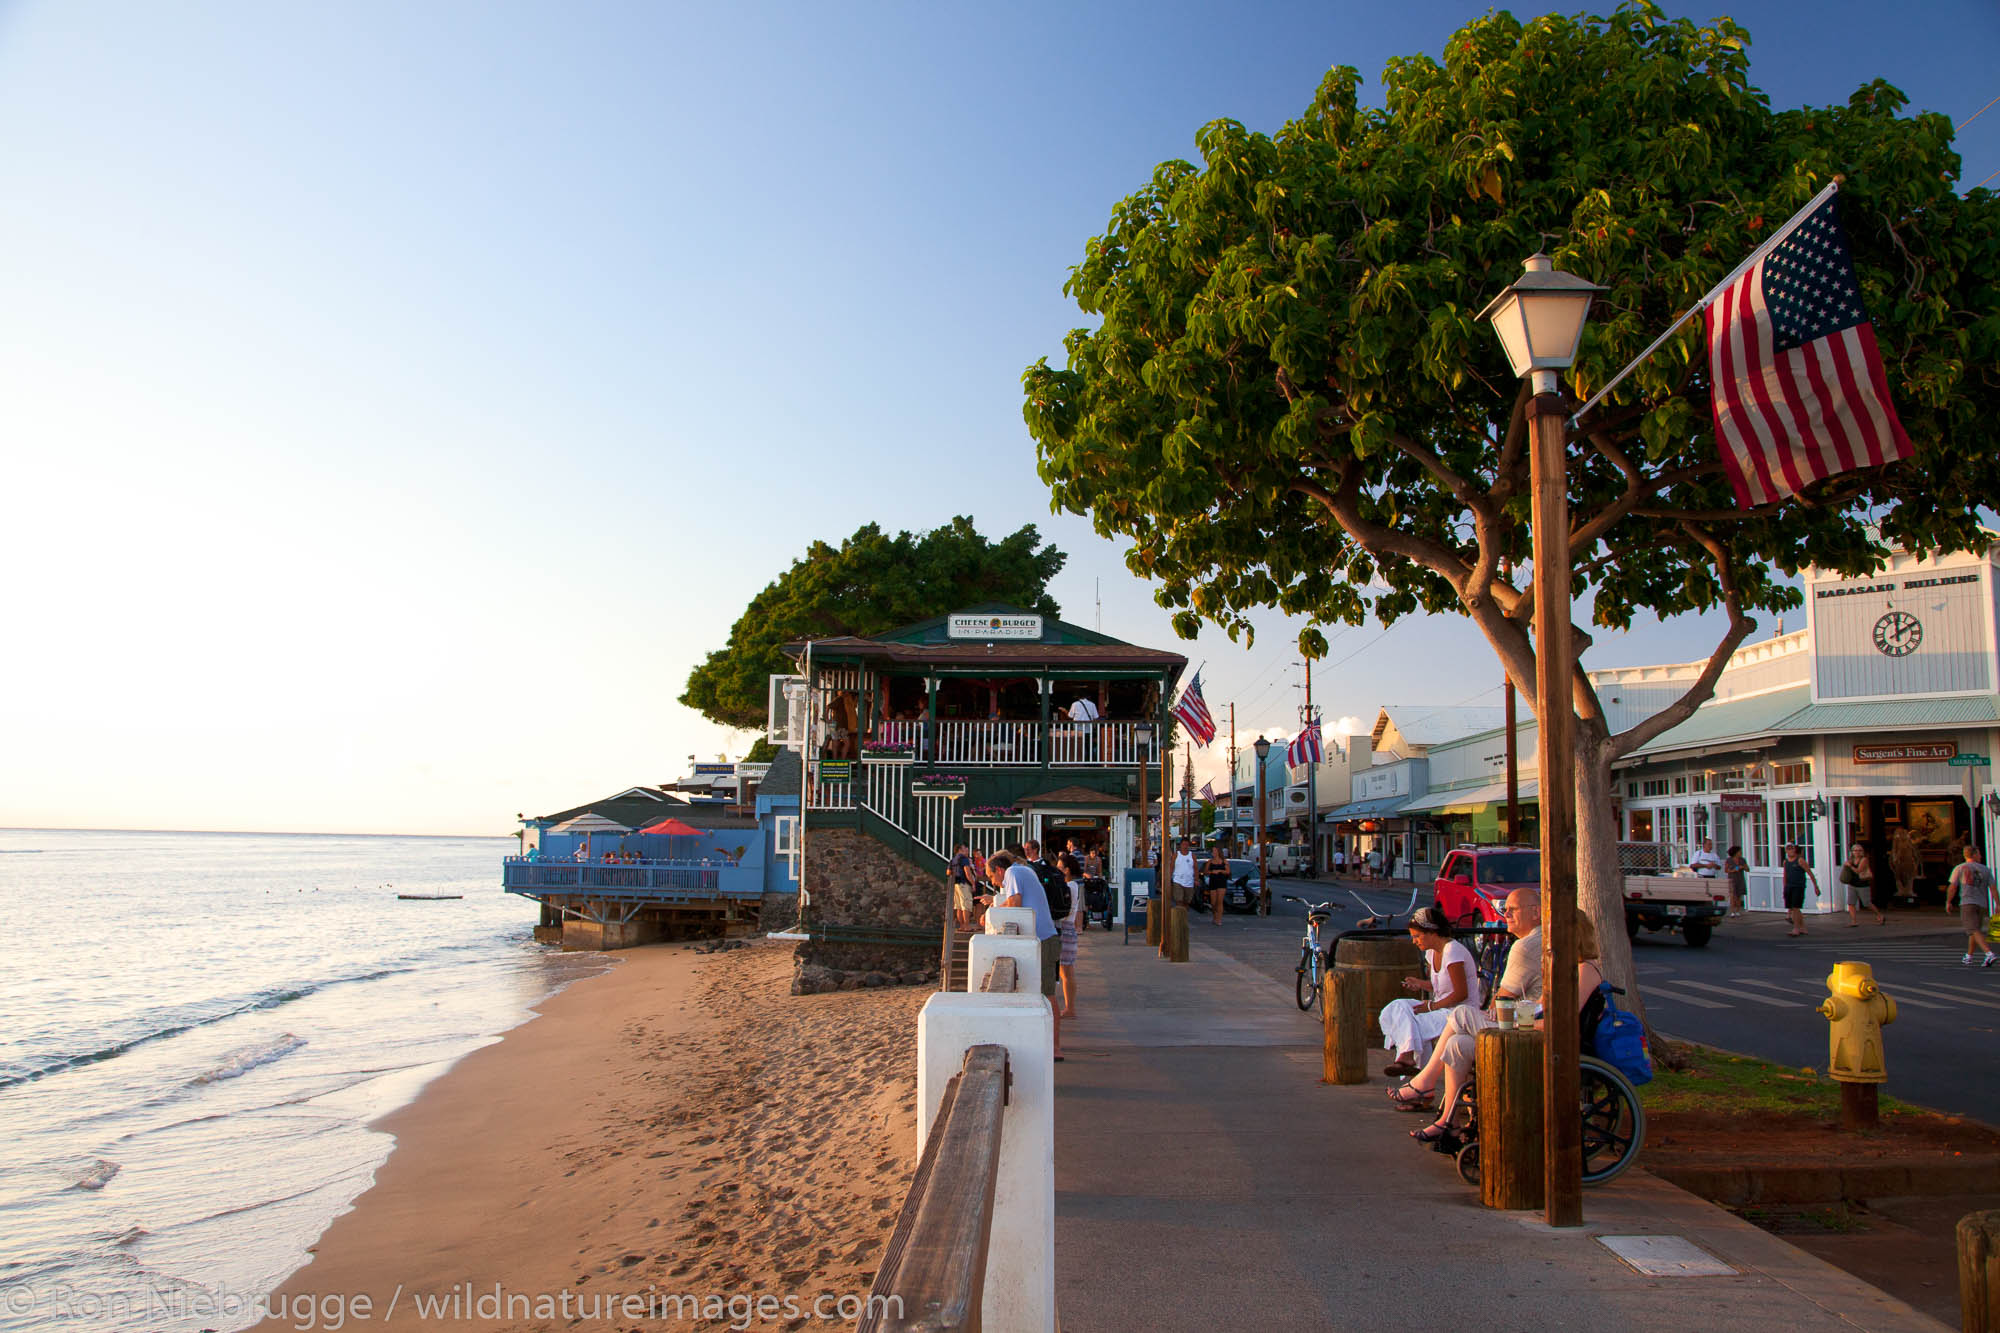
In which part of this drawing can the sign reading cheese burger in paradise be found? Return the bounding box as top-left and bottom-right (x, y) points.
(947, 613), (1044, 640)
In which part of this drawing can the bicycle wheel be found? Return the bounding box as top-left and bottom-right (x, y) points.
(1579, 1057), (1646, 1185)
(1295, 948), (1321, 1012)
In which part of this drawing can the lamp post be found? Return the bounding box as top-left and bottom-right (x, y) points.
(1479, 251), (1604, 1229)
(1253, 735), (1272, 915)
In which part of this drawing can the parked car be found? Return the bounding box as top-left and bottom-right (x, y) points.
(1191, 858), (1264, 914)
(1623, 872), (1727, 947)
(1433, 845), (1542, 926)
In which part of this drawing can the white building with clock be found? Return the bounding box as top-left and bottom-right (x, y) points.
(1606, 541), (2000, 914)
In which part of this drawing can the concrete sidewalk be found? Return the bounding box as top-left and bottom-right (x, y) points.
(1052, 929), (1949, 1331)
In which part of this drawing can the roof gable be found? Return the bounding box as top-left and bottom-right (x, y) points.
(868, 603), (1124, 648)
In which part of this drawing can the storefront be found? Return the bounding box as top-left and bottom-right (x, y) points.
(1615, 543), (2000, 913)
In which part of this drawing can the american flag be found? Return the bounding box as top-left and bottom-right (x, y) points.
(1287, 716), (1323, 767)
(1170, 674), (1216, 746)
(1705, 187), (1911, 508)
(1199, 779), (1216, 802)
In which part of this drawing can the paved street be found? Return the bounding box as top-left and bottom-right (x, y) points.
(1152, 873), (2000, 1123)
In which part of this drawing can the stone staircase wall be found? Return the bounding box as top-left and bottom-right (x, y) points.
(793, 827), (948, 994)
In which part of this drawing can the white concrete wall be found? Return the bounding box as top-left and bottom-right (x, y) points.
(968, 933), (1042, 996)
(916, 994), (1056, 1333)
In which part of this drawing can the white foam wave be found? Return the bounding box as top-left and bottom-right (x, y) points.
(190, 1033), (307, 1085)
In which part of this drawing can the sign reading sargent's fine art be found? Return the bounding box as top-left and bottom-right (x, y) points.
(946, 613), (1043, 640)
(1852, 740), (1959, 764)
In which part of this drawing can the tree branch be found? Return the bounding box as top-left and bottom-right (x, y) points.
(1607, 522), (1757, 757)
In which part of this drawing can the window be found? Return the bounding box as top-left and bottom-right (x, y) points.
(1672, 776), (1688, 795)
(1775, 799), (1816, 865)
(1442, 853), (1468, 882)
(1691, 773), (1708, 793)
(774, 815), (799, 858)
(1772, 761), (1813, 787)
(1672, 806), (1690, 865)
(1627, 809), (1654, 840)
(1641, 779), (1669, 797)
(1693, 805), (1710, 847)
(1748, 804), (1771, 867)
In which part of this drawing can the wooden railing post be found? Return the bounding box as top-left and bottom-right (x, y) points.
(1477, 1027), (1545, 1210)
(1322, 970), (1367, 1084)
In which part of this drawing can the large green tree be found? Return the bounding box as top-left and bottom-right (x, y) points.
(1023, 3), (2000, 1016)
(681, 517), (1066, 731)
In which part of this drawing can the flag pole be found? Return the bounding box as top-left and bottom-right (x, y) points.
(1568, 179), (1841, 429)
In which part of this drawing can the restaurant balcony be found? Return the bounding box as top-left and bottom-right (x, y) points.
(501, 856), (764, 901)
(860, 719), (1149, 769)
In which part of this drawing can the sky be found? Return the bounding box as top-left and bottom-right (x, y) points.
(0, 1), (1993, 835)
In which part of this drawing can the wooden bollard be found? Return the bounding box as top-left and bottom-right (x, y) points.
(1960, 1210), (2000, 1332)
(1168, 906), (1190, 962)
(1477, 1027), (1545, 1210)
(1322, 969), (1367, 1084)
(1841, 1081), (1880, 1131)
(1145, 893), (1162, 947)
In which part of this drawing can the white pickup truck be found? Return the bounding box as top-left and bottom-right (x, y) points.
(1620, 843), (1728, 947)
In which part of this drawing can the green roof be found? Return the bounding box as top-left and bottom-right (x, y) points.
(1774, 695), (2000, 732)
(1630, 685), (1812, 756)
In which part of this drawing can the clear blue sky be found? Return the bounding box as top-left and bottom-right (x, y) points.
(1, 1), (1992, 833)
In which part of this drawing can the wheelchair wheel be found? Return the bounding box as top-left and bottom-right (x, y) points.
(1579, 1057), (1646, 1185)
(1455, 1141), (1480, 1187)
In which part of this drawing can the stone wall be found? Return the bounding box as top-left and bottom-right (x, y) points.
(794, 827), (946, 993)
(803, 827), (947, 928)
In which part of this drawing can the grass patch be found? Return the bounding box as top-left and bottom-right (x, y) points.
(1643, 1042), (1921, 1119)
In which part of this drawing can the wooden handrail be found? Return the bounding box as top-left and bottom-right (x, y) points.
(980, 956), (1017, 993)
(860, 1045), (1010, 1332)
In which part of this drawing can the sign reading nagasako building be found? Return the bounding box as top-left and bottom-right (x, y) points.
(1852, 740), (1959, 764)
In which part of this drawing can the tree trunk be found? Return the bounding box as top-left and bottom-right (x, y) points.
(1574, 724), (1647, 1030)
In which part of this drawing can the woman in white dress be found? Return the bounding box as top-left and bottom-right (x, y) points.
(1379, 906), (1478, 1077)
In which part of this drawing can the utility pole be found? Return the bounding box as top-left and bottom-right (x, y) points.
(1300, 657), (1319, 878)
(1227, 704), (1239, 853)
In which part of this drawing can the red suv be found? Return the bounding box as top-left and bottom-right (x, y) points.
(1434, 845), (1541, 926)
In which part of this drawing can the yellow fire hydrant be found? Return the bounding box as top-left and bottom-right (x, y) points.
(1819, 961), (1897, 1128)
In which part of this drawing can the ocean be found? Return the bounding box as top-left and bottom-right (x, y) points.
(0, 828), (600, 1332)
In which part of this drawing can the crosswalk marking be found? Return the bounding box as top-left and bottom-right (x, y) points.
(1907, 978), (2000, 1002)
(1879, 982), (2000, 1012)
(1668, 979), (1798, 1008)
(1642, 985), (1731, 1009)
(1785, 975), (1954, 1010)
(1728, 975), (1950, 1010)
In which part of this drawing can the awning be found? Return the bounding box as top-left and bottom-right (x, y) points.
(1398, 778), (1540, 815)
(1323, 794), (1415, 821)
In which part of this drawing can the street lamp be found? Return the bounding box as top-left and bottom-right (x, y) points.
(1253, 735), (1272, 915)
(1481, 251), (1602, 1229)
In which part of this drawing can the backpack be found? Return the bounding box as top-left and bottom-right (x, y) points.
(1587, 983), (1653, 1086)
(1034, 860), (1072, 921)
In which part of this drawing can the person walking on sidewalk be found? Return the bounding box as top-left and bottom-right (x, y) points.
(1782, 843), (1820, 936)
(1947, 845), (1999, 967)
(989, 850), (1062, 1058)
(1723, 844), (1749, 917)
(1841, 842), (1884, 927)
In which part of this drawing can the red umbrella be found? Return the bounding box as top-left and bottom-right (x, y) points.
(637, 817), (704, 837)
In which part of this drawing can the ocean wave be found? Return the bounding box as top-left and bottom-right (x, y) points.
(71, 1158), (120, 1191)
(189, 1034), (306, 1085)
(0, 968), (415, 1092)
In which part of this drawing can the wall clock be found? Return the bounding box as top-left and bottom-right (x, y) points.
(1873, 610), (1922, 657)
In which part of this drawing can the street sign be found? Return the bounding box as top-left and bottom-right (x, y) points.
(1948, 754), (1991, 767)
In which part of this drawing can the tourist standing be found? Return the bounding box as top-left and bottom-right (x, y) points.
(1723, 844), (1749, 917)
(1947, 845), (1999, 967)
(1056, 852), (1085, 1016)
(1689, 838), (1723, 878)
(1841, 842), (1884, 927)
(1782, 843), (1820, 936)
(989, 850), (1062, 1059)
(948, 843), (977, 931)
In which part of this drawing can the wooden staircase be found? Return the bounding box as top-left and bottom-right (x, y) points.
(942, 911), (970, 991)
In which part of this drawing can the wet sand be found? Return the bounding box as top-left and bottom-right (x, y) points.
(254, 941), (922, 1331)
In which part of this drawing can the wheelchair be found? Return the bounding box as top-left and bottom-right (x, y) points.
(1427, 1054), (1646, 1188)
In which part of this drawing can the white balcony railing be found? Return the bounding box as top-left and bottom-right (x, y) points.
(1050, 721), (1141, 766)
(934, 720), (1041, 766)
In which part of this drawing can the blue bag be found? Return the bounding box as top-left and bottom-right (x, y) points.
(1588, 982), (1653, 1086)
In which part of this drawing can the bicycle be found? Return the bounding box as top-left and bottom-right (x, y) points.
(1286, 895), (1338, 1012)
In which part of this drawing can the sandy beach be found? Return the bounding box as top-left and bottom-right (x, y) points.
(254, 941), (922, 1332)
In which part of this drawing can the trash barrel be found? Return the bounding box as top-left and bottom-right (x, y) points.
(1332, 929), (1424, 1048)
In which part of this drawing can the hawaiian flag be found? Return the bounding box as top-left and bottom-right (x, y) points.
(1287, 716), (1323, 768)
(1705, 187), (1911, 508)
(1170, 674), (1217, 745)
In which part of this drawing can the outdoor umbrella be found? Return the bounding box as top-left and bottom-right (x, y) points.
(551, 812), (631, 861)
(636, 815), (702, 859)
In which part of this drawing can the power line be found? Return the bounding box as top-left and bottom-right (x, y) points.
(1961, 92), (2000, 131)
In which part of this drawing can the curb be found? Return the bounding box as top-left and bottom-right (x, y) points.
(1652, 1155), (2000, 1205)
